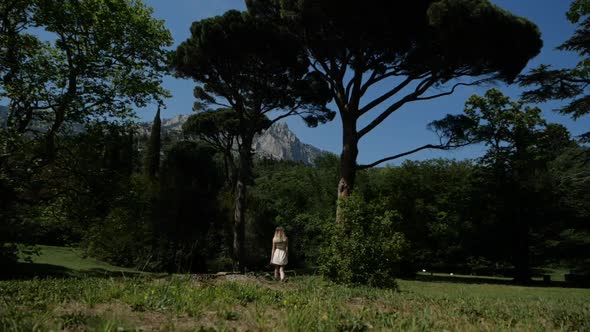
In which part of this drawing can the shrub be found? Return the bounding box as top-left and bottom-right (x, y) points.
(83, 175), (155, 269)
(319, 194), (409, 288)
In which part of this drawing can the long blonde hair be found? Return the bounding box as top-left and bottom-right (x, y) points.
(272, 227), (287, 243)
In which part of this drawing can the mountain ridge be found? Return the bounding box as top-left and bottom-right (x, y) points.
(0, 106), (326, 164)
(141, 114), (327, 164)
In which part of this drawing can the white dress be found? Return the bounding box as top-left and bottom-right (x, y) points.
(271, 241), (288, 266)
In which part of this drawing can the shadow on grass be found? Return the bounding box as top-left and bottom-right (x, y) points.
(405, 273), (590, 289)
(0, 262), (144, 280)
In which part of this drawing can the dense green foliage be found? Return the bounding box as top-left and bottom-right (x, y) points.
(2, 115), (588, 280)
(154, 141), (225, 272)
(83, 140), (225, 273)
(319, 195), (409, 288)
(182, 109), (239, 184)
(359, 160), (476, 274)
(0, 0), (172, 268)
(431, 89), (587, 282)
(0, 0), (171, 150)
(245, 155), (339, 269)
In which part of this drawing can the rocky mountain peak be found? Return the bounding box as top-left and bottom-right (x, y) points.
(253, 122), (322, 164)
(149, 113), (325, 164)
(0, 106), (327, 165)
(263, 122), (297, 143)
(161, 114), (190, 129)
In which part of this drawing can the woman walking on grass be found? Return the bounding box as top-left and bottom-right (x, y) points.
(270, 227), (288, 281)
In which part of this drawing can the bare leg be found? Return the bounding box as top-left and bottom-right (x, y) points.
(279, 266), (285, 281)
(274, 266), (280, 280)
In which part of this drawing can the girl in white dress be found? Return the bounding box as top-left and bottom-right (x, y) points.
(270, 227), (288, 281)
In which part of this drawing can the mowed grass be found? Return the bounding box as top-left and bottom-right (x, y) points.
(1, 275), (589, 331)
(18, 245), (138, 275)
(1, 246), (588, 331)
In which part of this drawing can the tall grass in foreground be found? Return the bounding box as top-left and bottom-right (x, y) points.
(0, 275), (588, 331)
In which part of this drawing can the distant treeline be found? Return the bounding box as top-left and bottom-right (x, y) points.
(1, 120), (588, 283)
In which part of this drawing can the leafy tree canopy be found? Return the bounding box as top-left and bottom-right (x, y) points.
(431, 88), (576, 283)
(567, 0), (590, 24)
(431, 89), (573, 166)
(173, 10), (334, 127)
(246, 0), (542, 209)
(519, 0), (590, 140)
(248, 0), (541, 87)
(0, 0), (172, 137)
(182, 108), (245, 184)
(183, 109), (263, 150)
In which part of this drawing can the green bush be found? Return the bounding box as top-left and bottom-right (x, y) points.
(83, 175), (155, 269)
(319, 194), (409, 288)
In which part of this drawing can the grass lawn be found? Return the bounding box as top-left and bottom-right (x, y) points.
(18, 245), (139, 275)
(4, 245), (140, 280)
(0, 246), (588, 331)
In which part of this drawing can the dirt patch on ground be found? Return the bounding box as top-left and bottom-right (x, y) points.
(56, 301), (204, 332)
(191, 272), (299, 291)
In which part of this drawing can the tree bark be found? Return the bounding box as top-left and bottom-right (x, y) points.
(233, 135), (253, 273)
(335, 113), (359, 224)
(44, 104), (66, 160)
(44, 62), (77, 160)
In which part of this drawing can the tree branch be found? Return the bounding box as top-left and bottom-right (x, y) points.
(356, 142), (469, 170)
(211, 101), (232, 109)
(415, 80), (490, 101)
(349, 60), (365, 110)
(345, 76), (356, 102)
(357, 76), (488, 139)
(358, 76), (414, 115)
(310, 60), (332, 85)
(269, 108), (298, 126)
(414, 74), (435, 93)
(360, 69), (406, 96)
(358, 78), (436, 139)
(339, 50), (352, 78)
(360, 70), (380, 95)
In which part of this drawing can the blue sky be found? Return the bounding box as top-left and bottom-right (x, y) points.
(141, 0), (589, 165)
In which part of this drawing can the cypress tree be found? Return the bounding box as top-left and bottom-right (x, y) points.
(144, 107), (161, 179)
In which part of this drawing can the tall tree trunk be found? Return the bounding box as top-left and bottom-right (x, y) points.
(335, 114), (359, 224)
(233, 135), (253, 273)
(223, 149), (237, 188)
(222, 154), (230, 185)
(44, 67), (76, 160)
